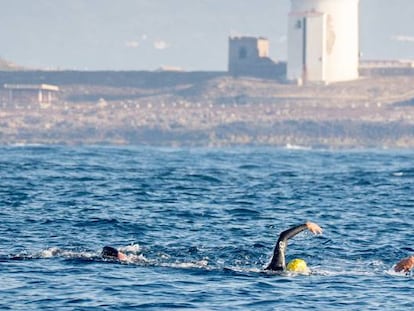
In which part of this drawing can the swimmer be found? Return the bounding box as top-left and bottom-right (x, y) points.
(265, 221), (323, 272)
(394, 255), (414, 273)
(101, 246), (128, 261)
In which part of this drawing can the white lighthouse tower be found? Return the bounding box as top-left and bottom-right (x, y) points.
(287, 0), (360, 84)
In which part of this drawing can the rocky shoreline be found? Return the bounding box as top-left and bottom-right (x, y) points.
(1, 73), (414, 148)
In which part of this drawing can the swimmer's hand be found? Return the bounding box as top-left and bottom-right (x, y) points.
(394, 255), (414, 273)
(306, 221), (323, 235)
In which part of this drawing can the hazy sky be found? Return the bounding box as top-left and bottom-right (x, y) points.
(1, 0), (413, 71)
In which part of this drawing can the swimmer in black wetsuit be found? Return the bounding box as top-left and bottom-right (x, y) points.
(265, 221), (323, 272)
(101, 246), (127, 261)
(394, 255), (414, 273)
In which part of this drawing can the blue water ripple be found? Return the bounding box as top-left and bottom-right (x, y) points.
(1, 146), (414, 310)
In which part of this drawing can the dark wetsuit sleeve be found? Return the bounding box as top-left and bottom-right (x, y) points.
(265, 224), (308, 271)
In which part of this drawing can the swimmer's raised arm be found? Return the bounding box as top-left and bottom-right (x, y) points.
(394, 255), (414, 273)
(277, 221), (322, 247)
(265, 221), (322, 271)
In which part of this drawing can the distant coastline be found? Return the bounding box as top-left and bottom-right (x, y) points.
(1, 70), (414, 148)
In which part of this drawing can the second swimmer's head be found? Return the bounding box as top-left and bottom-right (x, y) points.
(286, 258), (309, 274)
(101, 246), (119, 259)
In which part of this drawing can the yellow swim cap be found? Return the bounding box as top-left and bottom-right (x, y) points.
(287, 258), (309, 273)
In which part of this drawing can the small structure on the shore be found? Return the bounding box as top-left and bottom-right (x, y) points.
(228, 36), (286, 79)
(359, 60), (414, 76)
(3, 83), (59, 105)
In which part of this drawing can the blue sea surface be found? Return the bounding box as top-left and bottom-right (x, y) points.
(1, 145), (414, 310)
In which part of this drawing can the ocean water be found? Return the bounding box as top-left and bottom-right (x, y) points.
(1, 145), (414, 310)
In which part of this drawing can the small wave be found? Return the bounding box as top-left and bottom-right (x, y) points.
(187, 174), (222, 184)
(309, 266), (383, 277)
(238, 164), (262, 170)
(309, 269), (375, 277)
(285, 144), (311, 151)
(40, 247), (61, 258)
(7, 248), (97, 260)
(385, 268), (413, 278)
(119, 243), (141, 253)
(392, 169), (414, 177)
(122, 253), (149, 264)
(166, 259), (209, 269)
(39, 247), (97, 259)
(228, 208), (260, 217)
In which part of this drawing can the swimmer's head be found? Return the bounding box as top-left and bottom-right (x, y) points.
(286, 258), (309, 274)
(101, 246), (119, 259)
